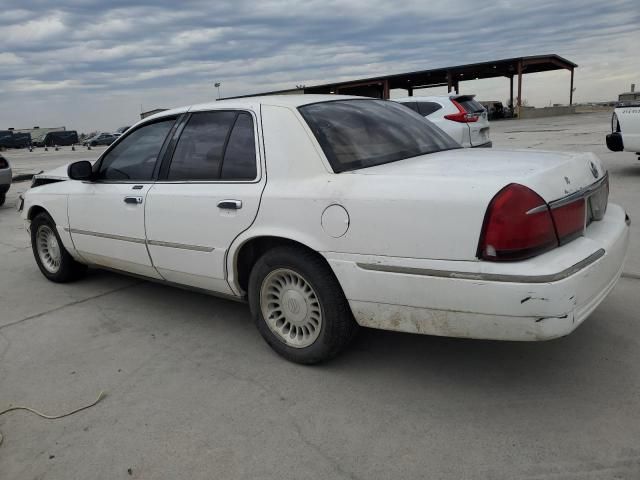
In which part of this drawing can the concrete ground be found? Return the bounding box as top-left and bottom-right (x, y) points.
(1, 112), (639, 480)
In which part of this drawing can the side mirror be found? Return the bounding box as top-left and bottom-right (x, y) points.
(67, 160), (93, 181)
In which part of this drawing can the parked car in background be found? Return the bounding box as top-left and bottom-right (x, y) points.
(0, 154), (12, 206)
(479, 101), (505, 120)
(83, 132), (118, 146)
(42, 130), (78, 147)
(395, 95), (492, 148)
(20, 95), (628, 364)
(0, 131), (32, 149)
(607, 102), (640, 155)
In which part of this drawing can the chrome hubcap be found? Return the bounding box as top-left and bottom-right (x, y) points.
(260, 268), (322, 348)
(36, 225), (61, 274)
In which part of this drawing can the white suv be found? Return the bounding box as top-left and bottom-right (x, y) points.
(395, 95), (491, 148)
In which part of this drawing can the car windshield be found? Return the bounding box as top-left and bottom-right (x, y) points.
(299, 99), (461, 173)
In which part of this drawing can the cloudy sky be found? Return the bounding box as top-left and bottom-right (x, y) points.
(1, 0), (638, 132)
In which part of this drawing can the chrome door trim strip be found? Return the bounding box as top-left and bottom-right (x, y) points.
(69, 228), (146, 244)
(147, 239), (214, 252)
(68, 228), (214, 252)
(356, 249), (605, 284)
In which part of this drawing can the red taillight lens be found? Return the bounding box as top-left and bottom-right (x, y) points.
(478, 184), (558, 261)
(550, 199), (586, 244)
(0, 156), (7, 169)
(444, 99), (479, 123)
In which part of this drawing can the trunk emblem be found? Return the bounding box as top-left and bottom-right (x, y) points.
(589, 161), (599, 179)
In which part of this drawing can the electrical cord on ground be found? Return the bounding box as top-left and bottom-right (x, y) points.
(0, 391), (105, 446)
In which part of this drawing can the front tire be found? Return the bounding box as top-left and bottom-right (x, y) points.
(248, 246), (357, 364)
(31, 212), (87, 282)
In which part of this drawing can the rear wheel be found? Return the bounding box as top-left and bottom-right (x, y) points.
(31, 212), (87, 282)
(0, 193), (5, 207)
(248, 246), (357, 364)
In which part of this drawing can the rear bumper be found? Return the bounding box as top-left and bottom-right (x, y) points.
(326, 203), (629, 341)
(606, 132), (624, 152)
(472, 140), (492, 148)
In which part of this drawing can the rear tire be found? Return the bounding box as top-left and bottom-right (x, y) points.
(0, 193), (5, 207)
(248, 246), (358, 364)
(31, 212), (87, 283)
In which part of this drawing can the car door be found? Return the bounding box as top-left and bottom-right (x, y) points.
(145, 109), (265, 293)
(67, 118), (176, 278)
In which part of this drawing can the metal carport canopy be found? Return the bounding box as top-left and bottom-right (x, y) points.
(303, 54), (577, 108)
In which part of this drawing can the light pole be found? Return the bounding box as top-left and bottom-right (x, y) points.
(214, 82), (221, 100)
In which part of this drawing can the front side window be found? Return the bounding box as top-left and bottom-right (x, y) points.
(167, 110), (257, 181)
(299, 99), (460, 173)
(97, 119), (175, 181)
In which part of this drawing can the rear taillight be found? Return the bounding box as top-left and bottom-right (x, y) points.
(0, 156), (8, 169)
(478, 184), (558, 261)
(444, 99), (479, 123)
(550, 199), (586, 244)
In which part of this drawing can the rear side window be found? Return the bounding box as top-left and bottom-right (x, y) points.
(97, 119), (175, 181)
(417, 102), (442, 116)
(167, 111), (237, 180)
(167, 111), (257, 181)
(456, 97), (485, 113)
(221, 112), (257, 180)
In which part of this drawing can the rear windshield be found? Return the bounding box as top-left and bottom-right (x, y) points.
(456, 97), (485, 113)
(298, 99), (460, 173)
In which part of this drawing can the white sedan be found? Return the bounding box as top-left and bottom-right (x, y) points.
(21, 95), (630, 363)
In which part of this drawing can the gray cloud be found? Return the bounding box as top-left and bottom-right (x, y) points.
(0, 0), (638, 131)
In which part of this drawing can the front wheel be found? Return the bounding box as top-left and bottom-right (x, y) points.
(248, 246), (357, 364)
(31, 212), (87, 282)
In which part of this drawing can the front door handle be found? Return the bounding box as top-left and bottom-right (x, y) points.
(124, 196), (143, 205)
(217, 199), (242, 210)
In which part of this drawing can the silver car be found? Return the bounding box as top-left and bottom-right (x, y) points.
(0, 154), (11, 206)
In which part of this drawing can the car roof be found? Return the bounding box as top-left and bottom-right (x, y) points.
(141, 94), (368, 123)
(394, 95), (475, 102)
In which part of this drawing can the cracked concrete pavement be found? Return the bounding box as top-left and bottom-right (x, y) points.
(1, 111), (640, 479)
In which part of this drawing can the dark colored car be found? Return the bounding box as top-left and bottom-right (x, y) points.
(0, 131), (32, 149)
(83, 132), (118, 147)
(43, 130), (79, 146)
(0, 154), (11, 206)
(479, 101), (505, 120)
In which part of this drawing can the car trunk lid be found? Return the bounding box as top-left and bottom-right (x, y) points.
(349, 148), (606, 204)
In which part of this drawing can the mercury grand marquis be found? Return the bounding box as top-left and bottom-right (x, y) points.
(20, 95), (630, 363)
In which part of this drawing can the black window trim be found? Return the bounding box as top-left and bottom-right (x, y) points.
(92, 115), (181, 184)
(156, 108), (262, 184)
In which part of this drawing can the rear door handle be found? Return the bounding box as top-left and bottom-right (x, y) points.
(217, 199), (242, 210)
(124, 196), (143, 205)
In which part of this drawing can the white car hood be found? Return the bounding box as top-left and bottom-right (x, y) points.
(350, 148), (605, 203)
(34, 163), (71, 180)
